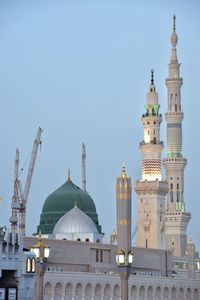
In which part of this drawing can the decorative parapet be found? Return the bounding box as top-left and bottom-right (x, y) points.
(134, 180), (168, 195)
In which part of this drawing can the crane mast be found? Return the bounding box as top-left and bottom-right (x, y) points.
(82, 143), (86, 192)
(9, 149), (20, 233)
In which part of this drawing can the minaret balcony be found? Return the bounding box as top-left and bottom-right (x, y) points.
(165, 112), (184, 122)
(140, 140), (164, 146)
(134, 180), (168, 195)
(142, 112), (162, 117)
(166, 77), (183, 83)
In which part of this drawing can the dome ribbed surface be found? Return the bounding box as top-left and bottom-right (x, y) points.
(53, 206), (98, 234)
(37, 179), (101, 234)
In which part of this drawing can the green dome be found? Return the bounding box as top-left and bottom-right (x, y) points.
(37, 178), (102, 234)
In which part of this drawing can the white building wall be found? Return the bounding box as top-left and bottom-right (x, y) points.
(43, 270), (200, 300)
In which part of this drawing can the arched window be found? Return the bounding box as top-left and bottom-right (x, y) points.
(170, 183), (173, 190)
(85, 283), (92, 298)
(193, 289), (199, 300)
(163, 287), (170, 300)
(94, 284), (102, 299)
(2, 242), (6, 252)
(31, 258), (36, 273)
(139, 286), (145, 300)
(171, 287), (177, 300)
(178, 288), (184, 300)
(100, 250), (103, 262)
(54, 282), (62, 297)
(113, 285), (120, 299)
(26, 257), (31, 273)
(155, 286), (161, 300)
(186, 288), (192, 300)
(104, 285), (111, 299)
(85, 238), (89, 242)
(147, 286), (153, 300)
(65, 283), (73, 297)
(131, 286), (137, 300)
(44, 282), (52, 297)
(96, 250), (99, 262)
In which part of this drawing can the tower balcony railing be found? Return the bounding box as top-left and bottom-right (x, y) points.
(142, 113), (162, 118)
(140, 140), (164, 146)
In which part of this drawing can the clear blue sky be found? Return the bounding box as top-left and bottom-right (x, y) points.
(0, 0), (200, 248)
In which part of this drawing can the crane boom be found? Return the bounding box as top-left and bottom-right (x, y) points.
(23, 127), (42, 202)
(18, 127), (42, 235)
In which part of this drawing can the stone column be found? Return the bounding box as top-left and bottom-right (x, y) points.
(35, 263), (46, 300)
(119, 267), (130, 300)
(116, 165), (132, 300)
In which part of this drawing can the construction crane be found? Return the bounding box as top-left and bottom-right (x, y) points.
(9, 148), (20, 233)
(131, 222), (138, 242)
(82, 143), (86, 192)
(10, 127), (42, 236)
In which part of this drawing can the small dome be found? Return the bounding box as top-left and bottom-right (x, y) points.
(37, 178), (102, 234)
(53, 206), (98, 234)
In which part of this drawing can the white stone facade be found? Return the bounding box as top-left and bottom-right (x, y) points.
(43, 270), (200, 300)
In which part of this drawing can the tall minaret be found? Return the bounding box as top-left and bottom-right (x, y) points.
(163, 16), (191, 257)
(134, 71), (168, 249)
(82, 143), (86, 192)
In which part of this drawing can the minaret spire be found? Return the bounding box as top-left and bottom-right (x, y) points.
(82, 143), (86, 192)
(170, 15), (178, 63)
(163, 16), (191, 257)
(151, 69), (154, 85)
(173, 14), (176, 31)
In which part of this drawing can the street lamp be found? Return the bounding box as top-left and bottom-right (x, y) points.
(31, 233), (50, 263)
(31, 233), (50, 300)
(116, 250), (134, 266)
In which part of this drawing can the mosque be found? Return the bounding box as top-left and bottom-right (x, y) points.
(0, 16), (200, 300)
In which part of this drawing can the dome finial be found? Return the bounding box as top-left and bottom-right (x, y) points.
(151, 69), (154, 85)
(67, 168), (71, 182)
(121, 162), (127, 178)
